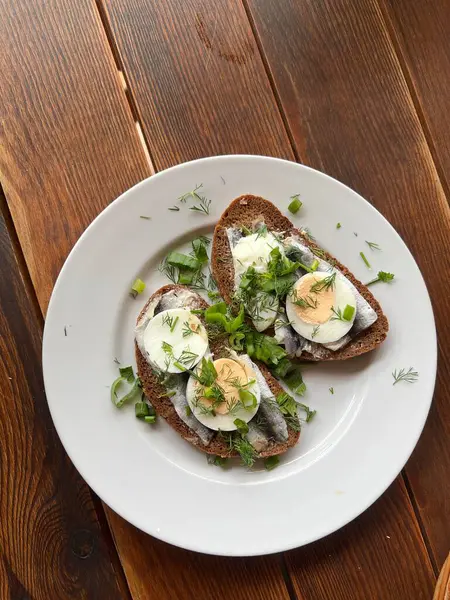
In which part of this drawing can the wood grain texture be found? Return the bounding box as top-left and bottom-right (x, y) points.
(0, 0), (150, 313)
(102, 0), (295, 169)
(0, 206), (126, 599)
(107, 512), (291, 600)
(286, 479), (435, 600)
(380, 0), (450, 195)
(246, 0), (450, 571)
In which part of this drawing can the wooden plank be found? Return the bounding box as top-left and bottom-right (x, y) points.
(0, 0), (151, 313)
(379, 0), (450, 194)
(246, 0), (450, 574)
(101, 0), (437, 598)
(108, 514), (291, 600)
(0, 203), (127, 599)
(102, 0), (295, 170)
(285, 479), (435, 600)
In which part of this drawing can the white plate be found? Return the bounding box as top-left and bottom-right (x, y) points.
(43, 156), (436, 556)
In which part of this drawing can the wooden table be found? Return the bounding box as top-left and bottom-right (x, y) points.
(1, 1), (449, 598)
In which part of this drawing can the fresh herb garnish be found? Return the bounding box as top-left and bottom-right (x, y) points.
(178, 183), (204, 204)
(336, 223), (342, 229)
(288, 194), (302, 214)
(144, 416), (156, 424)
(331, 304), (355, 322)
(276, 392), (298, 417)
(177, 349), (199, 368)
(135, 401), (151, 419)
(360, 251), (371, 269)
(366, 241), (381, 251)
(158, 259), (177, 284)
(311, 325), (320, 339)
(298, 403), (316, 422)
(233, 436), (257, 468)
(207, 455), (227, 467)
(392, 367), (419, 385)
(191, 238), (209, 263)
(233, 418), (249, 435)
(139, 215), (151, 220)
(182, 321), (195, 337)
(111, 368), (142, 408)
(130, 278), (146, 298)
(366, 271), (395, 286)
(167, 251), (201, 271)
(292, 293), (318, 310)
(190, 198), (211, 215)
(168, 206), (180, 211)
(310, 272), (336, 293)
(264, 456), (280, 471)
(185, 405), (192, 416)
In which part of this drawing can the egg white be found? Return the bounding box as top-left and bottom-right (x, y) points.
(231, 232), (283, 283)
(186, 359), (261, 431)
(143, 308), (208, 373)
(286, 272), (356, 343)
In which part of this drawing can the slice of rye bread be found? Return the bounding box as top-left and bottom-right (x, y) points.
(135, 284), (300, 458)
(211, 195), (389, 361)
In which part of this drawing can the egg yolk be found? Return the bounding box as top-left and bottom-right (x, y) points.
(197, 358), (248, 415)
(292, 273), (334, 325)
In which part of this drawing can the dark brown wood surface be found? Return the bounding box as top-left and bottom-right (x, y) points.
(0, 0), (448, 597)
(0, 197), (128, 599)
(380, 0), (450, 195)
(0, 0), (150, 312)
(246, 0), (450, 573)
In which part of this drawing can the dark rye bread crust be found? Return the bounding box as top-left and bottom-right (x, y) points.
(135, 284), (300, 458)
(211, 195), (389, 361)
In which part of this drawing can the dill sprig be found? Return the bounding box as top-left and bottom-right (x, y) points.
(392, 367), (419, 385)
(233, 436), (257, 468)
(330, 307), (345, 322)
(178, 183), (204, 203)
(311, 325), (320, 339)
(366, 271), (395, 286)
(168, 206), (180, 211)
(366, 241), (381, 251)
(158, 259), (177, 284)
(329, 387), (334, 394)
(293, 294), (318, 310)
(182, 321), (195, 337)
(310, 272), (336, 293)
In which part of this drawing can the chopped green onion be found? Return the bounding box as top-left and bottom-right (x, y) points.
(208, 455), (227, 467)
(135, 402), (150, 419)
(119, 365), (135, 383)
(191, 238), (209, 263)
(239, 389), (257, 410)
(234, 418), (249, 435)
(130, 278), (146, 298)
(310, 259), (319, 271)
(288, 195), (302, 214)
(111, 376), (141, 408)
(336, 223), (342, 229)
(360, 251), (371, 269)
(229, 332), (245, 351)
(264, 456), (280, 471)
(170, 316), (179, 333)
(144, 415), (156, 424)
(342, 304), (355, 321)
(166, 251), (201, 271)
(177, 269), (195, 285)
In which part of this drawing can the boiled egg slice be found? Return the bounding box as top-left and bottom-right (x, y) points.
(186, 357), (261, 431)
(231, 231), (283, 282)
(143, 308), (208, 373)
(285, 272), (356, 344)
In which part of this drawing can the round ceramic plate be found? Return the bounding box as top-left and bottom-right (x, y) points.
(43, 156), (436, 556)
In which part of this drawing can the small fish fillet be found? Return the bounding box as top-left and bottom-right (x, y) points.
(166, 376), (214, 446)
(246, 421), (270, 452)
(239, 355), (288, 443)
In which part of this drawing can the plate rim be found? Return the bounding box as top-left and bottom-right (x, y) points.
(42, 154), (437, 556)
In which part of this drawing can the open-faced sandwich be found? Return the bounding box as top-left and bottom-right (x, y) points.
(131, 284), (306, 468)
(211, 195), (389, 361)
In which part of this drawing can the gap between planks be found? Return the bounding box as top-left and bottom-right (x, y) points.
(241, 0), (440, 579)
(376, 0), (450, 206)
(94, 0), (155, 173)
(0, 186), (135, 600)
